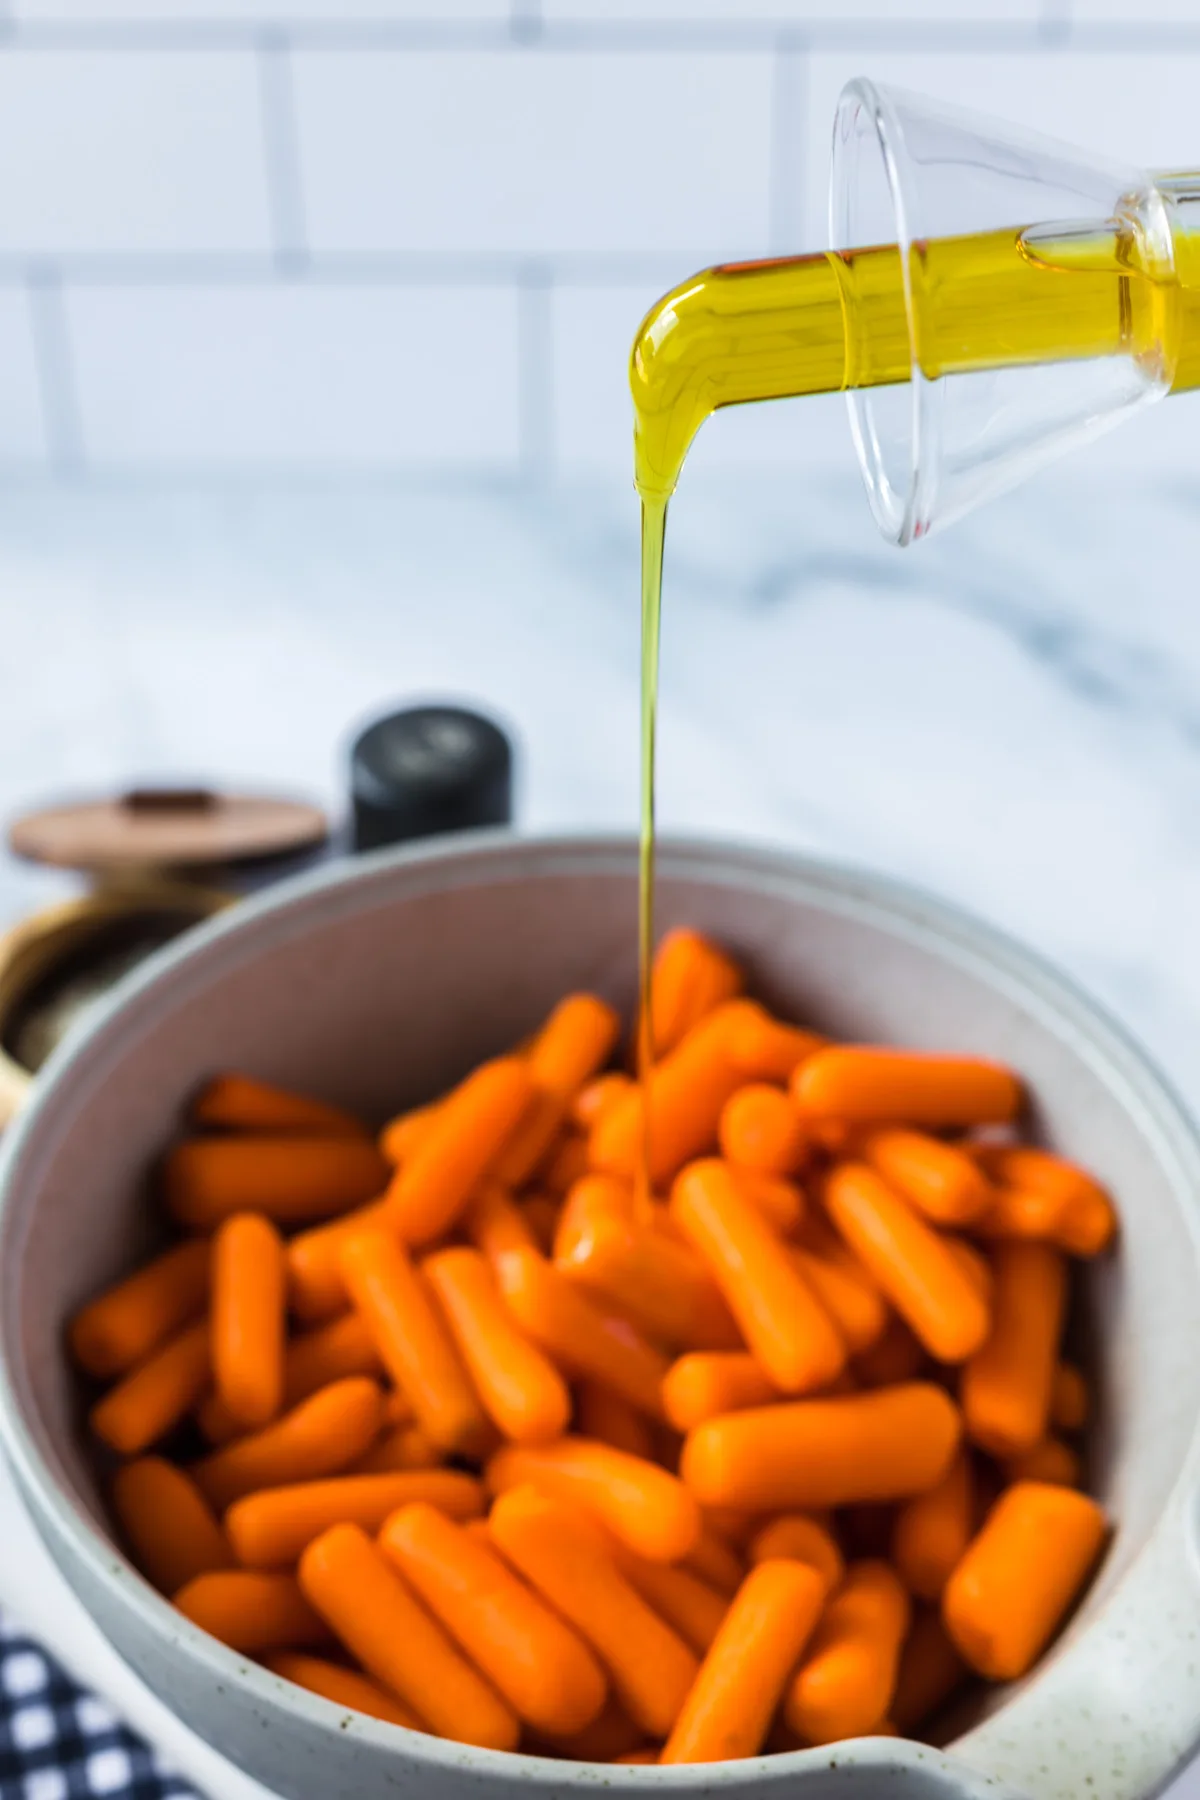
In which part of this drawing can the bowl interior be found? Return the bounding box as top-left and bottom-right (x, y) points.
(1, 837), (1199, 1799)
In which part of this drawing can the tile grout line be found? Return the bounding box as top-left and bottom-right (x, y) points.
(517, 260), (554, 484)
(257, 29), (309, 272)
(26, 267), (84, 475)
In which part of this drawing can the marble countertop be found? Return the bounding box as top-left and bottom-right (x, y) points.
(3, 429), (1200, 1795)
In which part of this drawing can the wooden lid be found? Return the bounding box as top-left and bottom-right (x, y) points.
(8, 788), (329, 874)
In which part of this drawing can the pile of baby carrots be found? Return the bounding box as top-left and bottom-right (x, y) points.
(68, 927), (1114, 1765)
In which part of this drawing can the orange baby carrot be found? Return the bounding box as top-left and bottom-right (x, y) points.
(943, 1481), (1107, 1679)
(891, 1607), (968, 1735)
(860, 1129), (993, 1225)
(975, 1145), (1116, 1256)
(380, 1501), (608, 1736)
(943, 1236), (992, 1305)
(531, 1696), (644, 1763)
(972, 1184), (1063, 1244)
(683, 1525), (746, 1597)
(615, 1749), (659, 1764)
(489, 1486), (699, 1740)
(576, 1382), (657, 1460)
(555, 1176), (740, 1352)
(263, 1652), (422, 1730)
(718, 1085), (807, 1178)
(494, 1249), (668, 1420)
(612, 1552), (729, 1655)
(111, 1458), (233, 1594)
(747, 1515), (844, 1594)
(891, 1452), (974, 1601)
(339, 1230), (488, 1456)
(662, 1559), (827, 1763)
(650, 928), (744, 1056)
(165, 1136), (389, 1231)
(348, 1423), (442, 1474)
(190, 1376), (385, 1511)
(175, 1570), (329, 1654)
(662, 1354), (780, 1433)
(286, 1200), (391, 1322)
(384, 1057), (533, 1245)
(961, 1241), (1066, 1457)
(853, 1314), (926, 1387)
(226, 1468), (482, 1568)
(1051, 1362), (1089, 1432)
(784, 1560), (910, 1744)
(211, 1212), (285, 1429)
(424, 1246), (571, 1445)
(69, 1240), (210, 1380)
(680, 1383), (961, 1511)
(522, 1193), (560, 1249)
(793, 1048), (1021, 1127)
(463, 1184), (539, 1268)
(728, 1007), (828, 1084)
(378, 1101), (441, 1168)
(671, 1160), (845, 1393)
(1004, 1437), (1082, 1487)
(90, 1320), (210, 1456)
(727, 1167), (806, 1236)
(824, 1163), (991, 1364)
(571, 1073), (635, 1134)
(494, 994), (620, 1187)
(591, 1001), (761, 1185)
(282, 1312), (383, 1410)
(541, 1135), (589, 1197)
(789, 1246), (887, 1356)
(299, 1523), (519, 1749)
(487, 1437), (700, 1563)
(191, 1073), (367, 1139)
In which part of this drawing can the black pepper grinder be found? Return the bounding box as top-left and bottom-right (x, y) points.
(348, 704), (514, 852)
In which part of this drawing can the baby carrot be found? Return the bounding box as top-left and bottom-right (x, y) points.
(378, 1101), (442, 1168)
(165, 1136), (389, 1231)
(226, 1469), (482, 1568)
(718, 1085), (807, 1178)
(211, 1213), (285, 1429)
(523, 1193), (560, 1249)
(347, 1424), (441, 1474)
(542, 1135), (589, 1197)
(531, 1696), (644, 1763)
(1004, 1437), (1082, 1487)
(380, 1502), (608, 1736)
(683, 1525), (746, 1597)
(613, 1552), (729, 1655)
(591, 1002), (761, 1185)
(747, 1515), (844, 1594)
(576, 1382), (657, 1461)
(853, 1315), (926, 1387)
(571, 1073), (635, 1134)
(111, 1458), (234, 1593)
(681, 1383), (961, 1511)
(860, 1129), (992, 1226)
(282, 1312), (383, 1410)
(727, 1167), (806, 1236)
(424, 1246), (571, 1445)
(943, 1237), (992, 1305)
(263, 1652), (423, 1730)
(487, 1438), (700, 1563)
(174, 1570), (328, 1654)
(662, 1559), (827, 1763)
(494, 994), (620, 1187)
(286, 1200), (392, 1323)
(975, 1145), (1116, 1256)
(961, 1241), (1066, 1456)
(650, 928), (744, 1056)
(489, 1486), (699, 1740)
(784, 1560), (910, 1745)
(790, 1246), (887, 1355)
(615, 1749), (659, 1764)
(662, 1354), (780, 1433)
(728, 1008), (828, 1084)
(891, 1607), (969, 1735)
(494, 1249), (669, 1420)
(555, 1176), (739, 1352)
(384, 1057), (533, 1245)
(943, 1481), (1107, 1679)
(299, 1523), (519, 1750)
(69, 1240), (210, 1380)
(824, 1164), (991, 1364)
(793, 1049), (1021, 1127)
(1051, 1361), (1089, 1432)
(891, 1452), (974, 1601)
(90, 1320), (210, 1456)
(339, 1231), (488, 1456)
(190, 1376), (385, 1511)
(191, 1073), (366, 1139)
(671, 1160), (845, 1394)
(463, 1185), (539, 1268)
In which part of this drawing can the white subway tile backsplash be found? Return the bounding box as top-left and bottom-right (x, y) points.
(13, 1), (509, 18)
(67, 284), (521, 468)
(0, 288), (48, 465)
(294, 49), (774, 260)
(0, 51), (271, 255)
(545, 0), (1038, 18)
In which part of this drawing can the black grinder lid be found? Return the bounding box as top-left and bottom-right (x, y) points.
(349, 704), (513, 852)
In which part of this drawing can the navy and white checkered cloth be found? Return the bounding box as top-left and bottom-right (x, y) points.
(0, 1611), (200, 1800)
